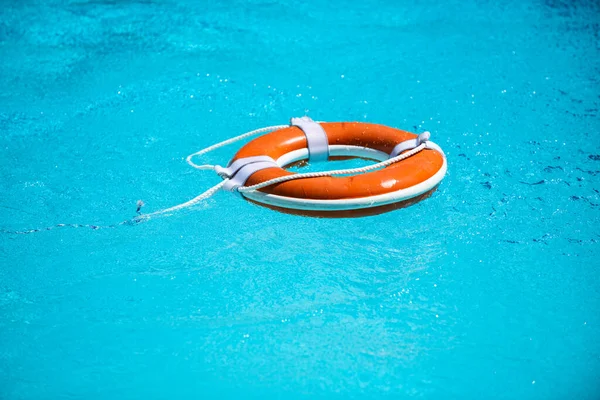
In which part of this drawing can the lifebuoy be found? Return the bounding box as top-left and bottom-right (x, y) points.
(215, 118), (447, 218)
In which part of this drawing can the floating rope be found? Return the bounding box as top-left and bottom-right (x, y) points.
(2, 123), (428, 234)
(0, 218), (143, 235)
(144, 128), (428, 216)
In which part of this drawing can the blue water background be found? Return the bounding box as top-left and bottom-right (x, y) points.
(1, 0), (599, 398)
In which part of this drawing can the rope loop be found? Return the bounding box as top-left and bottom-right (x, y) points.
(186, 125), (288, 170)
(237, 142), (427, 193)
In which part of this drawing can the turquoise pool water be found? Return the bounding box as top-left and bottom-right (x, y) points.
(1, 0), (599, 398)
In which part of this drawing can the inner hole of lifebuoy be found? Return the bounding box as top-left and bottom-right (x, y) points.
(284, 156), (380, 173)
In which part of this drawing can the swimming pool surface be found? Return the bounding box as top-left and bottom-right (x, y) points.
(1, 0), (599, 398)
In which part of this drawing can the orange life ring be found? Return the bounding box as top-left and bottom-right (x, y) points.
(220, 121), (447, 218)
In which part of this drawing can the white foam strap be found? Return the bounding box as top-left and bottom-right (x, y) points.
(290, 116), (329, 162)
(221, 158), (279, 192)
(389, 131), (431, 158)
(215, 156), (275, 178)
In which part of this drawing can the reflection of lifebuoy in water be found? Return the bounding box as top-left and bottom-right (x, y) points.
(215, 118), (447, 218)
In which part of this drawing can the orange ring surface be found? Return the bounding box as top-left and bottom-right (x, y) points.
(231, 122), (445, 200)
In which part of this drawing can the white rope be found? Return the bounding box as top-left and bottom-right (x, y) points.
(138, 125), (429, 218)
(186, 125), (288, 170)
(237, 143), (427, 192)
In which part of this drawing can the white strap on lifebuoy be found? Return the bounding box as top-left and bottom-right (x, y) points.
(389, 131), (431, 159)
(215, 156), (275, 179)
(220, 157), (278, 192)
(290, 116), (329, 162)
